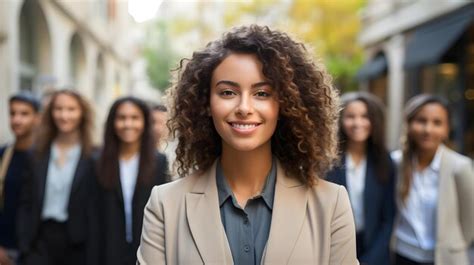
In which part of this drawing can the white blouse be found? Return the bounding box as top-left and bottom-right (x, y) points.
(119, 153), (139, 243)
(345, 153), (367, 232)
(394, 147), (442, 263)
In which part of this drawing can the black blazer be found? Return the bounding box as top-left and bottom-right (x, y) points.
(17, 149), (97, 255)
(97, 152), (168, 265)
(326, 152), (396, 265)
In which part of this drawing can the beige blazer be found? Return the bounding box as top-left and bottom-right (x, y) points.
(392, 145), (474, 265)
(137, 160), (359, 265)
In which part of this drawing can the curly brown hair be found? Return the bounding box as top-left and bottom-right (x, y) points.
(168, 25), (339, 186)
(35, 89), (94, 158)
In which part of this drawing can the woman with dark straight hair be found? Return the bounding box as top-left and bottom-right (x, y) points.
(96, 96), (168, 265)
(17, 89), (97, 265)
(391, 94), (473, 265)
(327, 91), (396, 265)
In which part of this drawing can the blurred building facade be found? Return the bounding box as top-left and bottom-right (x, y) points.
(358, 0), (474, 158)
(0, 0), (159, 144)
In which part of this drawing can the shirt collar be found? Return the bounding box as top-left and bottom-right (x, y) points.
(345, 153), (367, 171)
(413, 145), (443, 173)
(51, 142), (82, 161)
(216, 157), (277, 209)
(429, 145), (443, 172)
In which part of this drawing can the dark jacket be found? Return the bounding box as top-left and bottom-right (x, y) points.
(326, 152), (396, 265)
(17, 149), (97, 260)
(97, 152), (168, 265)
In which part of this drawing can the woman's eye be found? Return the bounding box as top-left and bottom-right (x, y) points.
(220, 90), (235, 96)
(255, 91), (270, 97)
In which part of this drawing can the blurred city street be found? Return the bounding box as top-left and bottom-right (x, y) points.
(0, 0), (473, 158)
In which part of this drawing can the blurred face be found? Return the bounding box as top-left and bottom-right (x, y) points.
(9, 101), (38, 138)
(408, 103), (449, 153)
(114, 102), (145, 145)
(52, 94), (83, 134)
(342, 100), (371, 144)
(152, 110), (168, 143)
(210, 53), (280, 153)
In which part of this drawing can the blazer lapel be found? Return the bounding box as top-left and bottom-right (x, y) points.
(263, 161), (308, 264)
(436, 145), (451, 245)
(185, 161), (233, 264)
(70, 155), (87, 196)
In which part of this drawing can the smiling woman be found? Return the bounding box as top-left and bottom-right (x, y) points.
(136, 25), (359, 265)
(94, 97), (168, 265)
(17, 89), (97, 265)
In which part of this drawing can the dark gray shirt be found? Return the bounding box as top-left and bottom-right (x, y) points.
(216, 159), (276, 265)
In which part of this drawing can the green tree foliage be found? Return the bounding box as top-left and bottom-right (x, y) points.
(143, 21), (177, 92)
(221, 0), (365, 92)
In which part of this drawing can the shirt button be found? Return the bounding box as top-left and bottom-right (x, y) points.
(244, 245), (250, 252)
(244, 218), (249, 225)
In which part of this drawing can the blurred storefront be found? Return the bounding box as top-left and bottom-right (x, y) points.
(358, 0), (474, 158)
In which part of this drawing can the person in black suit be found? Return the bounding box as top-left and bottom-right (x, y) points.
(95, 97), (168, 265)
(326, 92), (396, 265)
(17, 89), (97, 265)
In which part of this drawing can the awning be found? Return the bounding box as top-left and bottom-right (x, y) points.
(356, 54), (387, 81)
(404, 5), (474, 69)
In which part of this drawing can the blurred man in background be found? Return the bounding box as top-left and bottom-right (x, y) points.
(0, 92), (40, 265)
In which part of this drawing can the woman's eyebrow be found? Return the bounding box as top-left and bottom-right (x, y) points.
(215, 80), (239, 87)
(215, 80), (270, 89)
(251, 81), (271, 89)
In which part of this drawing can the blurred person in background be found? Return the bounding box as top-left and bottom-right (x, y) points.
(151, 104), (168, 152)
(137, 25), (358, 265)
(151, 103), (177, 179)
(95, 97), (168, 265)
(0, 93), (40, 265)
(391, 94), (474, 265)
(17, 89), (97, 265)
(327, 92), (396, 265)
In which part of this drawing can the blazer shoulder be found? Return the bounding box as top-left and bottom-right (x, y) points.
(149, 172), (201, 203)
(154, 151), (167, 162)
(443, 147), (472, 169)
(309, 179), (349, 209)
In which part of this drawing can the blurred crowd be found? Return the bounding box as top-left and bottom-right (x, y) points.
(0, 88), (472, 265)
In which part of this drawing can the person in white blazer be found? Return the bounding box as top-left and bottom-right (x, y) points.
(391, 94), (474, 265)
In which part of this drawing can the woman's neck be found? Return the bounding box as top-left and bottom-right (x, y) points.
(55, 130), (80, 148)
(347, 141), (367, 166)
(416, 147), (437, 170)
(220, 144), (273, 208)
(120, 141), (140, 160)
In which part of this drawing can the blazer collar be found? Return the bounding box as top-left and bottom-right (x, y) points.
(185, 159), (308, 264)
(185, 160), (233, 264)
(262, 161), (308, 264)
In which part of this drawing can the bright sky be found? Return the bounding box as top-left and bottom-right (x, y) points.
(128, 0), (163, 23)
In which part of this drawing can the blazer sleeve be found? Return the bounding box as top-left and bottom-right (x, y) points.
(16, 152), (34, 254)
(455, 159), (474, 245)
(156, 153), (169, 184)
(137, 186), (166, 264)
(330, 185), (359, 265)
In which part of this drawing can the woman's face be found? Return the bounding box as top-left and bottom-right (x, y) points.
(114, 102), (145, 146)
(210, 53), (280, 153)
(408, 103), (449, 153)
(52, 94), (83, 134)
(342, 100), (371, 144)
